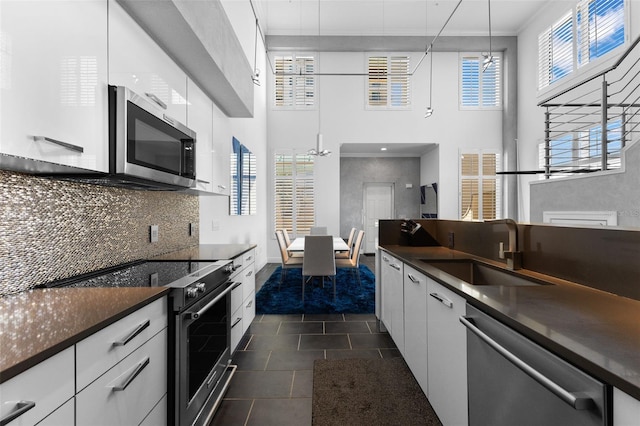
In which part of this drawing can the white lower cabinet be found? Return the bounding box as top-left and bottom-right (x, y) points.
(380, 252), (404, 353)
(403, 265), (428, 395)
(230, 249), (256, 352)
(140, 395), (167, 426)
(427, 277), (468, 426)
(37, 398), (74, 426)
(614, 388), (640, 426)
(0, 347), (74, 426)
(76, 328), (167, 426)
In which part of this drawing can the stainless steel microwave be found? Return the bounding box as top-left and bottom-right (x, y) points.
(108, 85), (196, 189)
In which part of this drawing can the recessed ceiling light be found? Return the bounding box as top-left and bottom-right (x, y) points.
(381, 147), (387, 151)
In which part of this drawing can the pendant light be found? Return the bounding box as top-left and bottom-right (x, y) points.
(308, 0), (331, 157)
(482, 0), (494, 72)
(424, 1), (434, 118)
(251, 18), (261, 85)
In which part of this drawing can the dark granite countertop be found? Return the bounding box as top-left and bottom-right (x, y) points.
(150, 243), (257, 261)
(0, 287), (168, 384)
(380, 244), (640, 400)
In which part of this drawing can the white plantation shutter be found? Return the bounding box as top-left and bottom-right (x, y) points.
(274, 54), (315, 108)
(368, 55), (410, 108)
(460, 54), (501, 108)
(460, 151), (501, 220)
(274, 153), (315, 236)
(538, 11), (574, 89)
(577, 0), (625, 67)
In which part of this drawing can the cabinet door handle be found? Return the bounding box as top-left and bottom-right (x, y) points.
(112, 319), (150, 347)
(429, 292), (453, 308)
(111, 357), (150, 392)
(197, 179), (211, 184)
(390, 263), (401, 271)
(33, 136), (84, 153)
(232, 317), (242, 328)
(217, 184), (227, 190)
(144, 92), (167, 110)
(0, 400), (36, 425)
(407, 274), (421, 284)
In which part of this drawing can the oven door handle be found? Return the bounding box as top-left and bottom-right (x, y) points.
(188, 283), (233, 320)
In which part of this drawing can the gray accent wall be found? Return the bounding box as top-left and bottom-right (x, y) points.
(340, 157), (421, 239)
(530, 140), (640, 229)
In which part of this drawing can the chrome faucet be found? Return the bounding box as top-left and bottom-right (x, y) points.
(487, 219), (522, 270)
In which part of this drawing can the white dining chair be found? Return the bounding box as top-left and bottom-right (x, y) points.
(335, 230), (365, 287)
(309, 226), (327, 235)
(302, 235), (336, 301)
(275, 230), (303, 288)
(335, 227), (357, 259)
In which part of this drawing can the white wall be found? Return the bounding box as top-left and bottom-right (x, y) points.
(198, 0), (269, 271)
(267, 50), (502, 261)
(516, 0), (640, 223)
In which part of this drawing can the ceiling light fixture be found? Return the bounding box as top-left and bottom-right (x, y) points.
(308, 0), (331, 157)
(425, 44), (434, 118)
(251, 18), (261, 85)
(482, 0), (494, 72)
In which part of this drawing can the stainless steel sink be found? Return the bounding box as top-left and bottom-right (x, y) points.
(419, 259), (552, 287)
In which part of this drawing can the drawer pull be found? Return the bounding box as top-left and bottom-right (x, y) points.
(0, 400), (36, 425)
(382, 256), (389, 262)
(246, 270), (253, 277)
(197, 179), (211, 184)
(33, 136), (84, 153)
(144, 92), (167, 110)
(217, 184), (227, 190)
(112, 320), (150, 347)
(111, 357), (150, 392)
(390, 263), (401, 271)
(429, 292), (453, 308)
(407, 273), (421, 284)
(245, 255), (253, 261)
(232, 317), (242, 328)
(246, 300), (253, 308)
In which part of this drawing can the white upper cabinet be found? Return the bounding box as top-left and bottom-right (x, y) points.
(187, 79), (214, 193)
(108, 0), (187, 125)
(0, 0), (109, 172)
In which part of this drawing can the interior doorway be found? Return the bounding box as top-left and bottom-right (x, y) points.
(362, 183), (394, 253)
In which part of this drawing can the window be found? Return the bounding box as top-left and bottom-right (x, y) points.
(460, 54), (502, 109)
(538, 0), (626, 89)
(230, 138), (256, 216)
(460, 151), (501, 221)
(274, 153), (315, 236)
(367, 55), (410, 108)
(274, 54), (315, 108)
(577, 0), (625, 67)
(538, 11), (574, 89)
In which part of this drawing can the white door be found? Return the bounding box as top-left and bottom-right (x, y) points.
(363, 183), (394, 253)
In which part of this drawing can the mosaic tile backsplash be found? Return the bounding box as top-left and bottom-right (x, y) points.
(0, 171), (199, 295)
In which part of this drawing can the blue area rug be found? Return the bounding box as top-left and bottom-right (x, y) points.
(255, 265), (375, 314)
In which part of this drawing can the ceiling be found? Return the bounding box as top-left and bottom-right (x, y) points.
(255, 0), (552, 38)
(340, 143), (437, 156)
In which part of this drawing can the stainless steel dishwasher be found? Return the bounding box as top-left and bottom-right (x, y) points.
(461, 305), (610, 426)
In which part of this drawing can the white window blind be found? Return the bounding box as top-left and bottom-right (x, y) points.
(274, 153), (315, 236)
(538, 11), (574, 89)
(460, 151), (501, 221)
(274, 54), (315, 108)
(460, 54), (501, 108)
(368, 55), (410, 108)
(577, 0), (625, 67)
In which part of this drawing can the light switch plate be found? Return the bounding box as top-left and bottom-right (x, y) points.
(150, 225), (159, 243)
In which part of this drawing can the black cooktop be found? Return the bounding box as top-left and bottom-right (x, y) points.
(39, 261), (218, 289)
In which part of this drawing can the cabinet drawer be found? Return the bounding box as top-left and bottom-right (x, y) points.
(0, 347), (74, 426)
(76, 297), (167, 391)
(37, 397), (74, 426)
(230, 308), (243, 353)
(231, 282), (243, 314)
(140, 394), (167, 426)
(242, 249), (255, 265)
(76, 329), (167, 426)
(242, 291), (256, 334)
(242, 266), (255, 301)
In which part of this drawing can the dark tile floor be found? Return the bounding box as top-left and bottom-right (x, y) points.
(209, 255), (397, 426)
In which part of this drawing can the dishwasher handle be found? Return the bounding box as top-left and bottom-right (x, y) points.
(459, 315), (594, 410)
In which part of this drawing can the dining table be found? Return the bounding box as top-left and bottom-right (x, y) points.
(287, 236), (350, 252)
